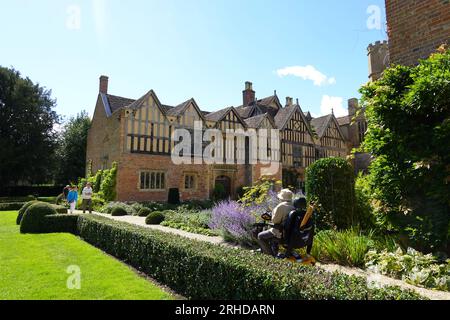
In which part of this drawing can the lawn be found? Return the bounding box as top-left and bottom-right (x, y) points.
(0, 211), (173, 300)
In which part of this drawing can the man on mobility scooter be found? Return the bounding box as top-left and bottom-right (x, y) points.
(255, 189), (316, 265)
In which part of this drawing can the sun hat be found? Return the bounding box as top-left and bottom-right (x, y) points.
(277, 189), (294, 202)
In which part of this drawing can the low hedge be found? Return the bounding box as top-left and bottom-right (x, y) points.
(0, 202), (26, 211)
(76, 215), (424, 300)
(0, 196), (35, 203)
(44, 214), (80, 234)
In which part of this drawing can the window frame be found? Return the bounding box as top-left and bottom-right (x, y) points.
(138, 170), (167, 192)
(183, 173), (197, 191)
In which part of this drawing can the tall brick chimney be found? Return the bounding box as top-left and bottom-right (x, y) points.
(99, 75), (109, 94)
(242, 81), (255, 106)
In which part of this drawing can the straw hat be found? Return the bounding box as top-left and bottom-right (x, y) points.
(277, 189), (294, 202)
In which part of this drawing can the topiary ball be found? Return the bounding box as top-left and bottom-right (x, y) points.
(111, 206), (128, 216)
(20, 202), (57, 233)
(145, 211), (165, 225)
(16, 200), (39, 225)
(138, 207), (152, 217)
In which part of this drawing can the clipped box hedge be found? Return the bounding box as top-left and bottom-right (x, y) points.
(0, 202), (26, 211)
(44, 214), (80, 234)
(76, 214), (424, 300)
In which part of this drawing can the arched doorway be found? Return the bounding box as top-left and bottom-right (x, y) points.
(214, 175), (231, 199)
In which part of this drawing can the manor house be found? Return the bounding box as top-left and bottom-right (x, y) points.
(86, 77), (366, 202)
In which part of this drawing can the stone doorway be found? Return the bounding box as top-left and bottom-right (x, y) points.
(214, 175), (231, 199)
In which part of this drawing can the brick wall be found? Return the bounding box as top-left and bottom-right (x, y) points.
(86, 96), (122, 174)
(386, 0), (450, 66)
(117, 153), (211, 202)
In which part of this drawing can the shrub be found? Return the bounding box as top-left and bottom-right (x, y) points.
(354, 173), (376, 231)
(76, 214), (424, 300)
(305, 157), (356, 230)
(55, 193), (65, 205)
(16, 200), (39, 225)
(359, 48), (450, 253)
(111, 207), (128, 217)
(365, 248), (450, 292)
(162, 208), (213, 235)
(20, 202), (57, 233)
(212, 184), (226, 201)
(209, 201), (255, 246)
(161, 221), (217, 236)
(145, 211), (165, 225)
(0, 202), (26, 212)
(100, 202), (135, 215)
(37, 196), (57, 203)
(52, 205), (68, 214)
(168, 188), (180, 205)
(99, 162), (118, 201)
(44, 214), (80, 234)
(240, 178), (282, 205)
(311, 229), (376, 267)
(137, 207), (152, 217)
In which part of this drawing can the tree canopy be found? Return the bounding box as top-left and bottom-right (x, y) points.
(0, 67), (60, 186)
(55, 111), (91, 185)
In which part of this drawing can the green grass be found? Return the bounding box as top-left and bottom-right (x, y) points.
(0, 211), (173, 300)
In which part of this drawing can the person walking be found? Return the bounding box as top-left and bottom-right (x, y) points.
(67, 186), (78, 214)
(81, 182), (93, 214)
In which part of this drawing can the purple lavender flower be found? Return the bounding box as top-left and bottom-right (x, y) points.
(209, 200), (256, 245)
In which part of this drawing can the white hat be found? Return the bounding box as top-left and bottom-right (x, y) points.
(277, 189), (294, 202)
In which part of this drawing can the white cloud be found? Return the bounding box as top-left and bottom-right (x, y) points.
(276, 65), (336, 86)
(92, 0), (107, 39)
(320, 95), (347, 117)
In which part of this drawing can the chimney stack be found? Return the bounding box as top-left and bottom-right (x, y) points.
(99, 75), (109, 94)
(348, 98), (358, 116)
(243, 81), (255, 106)
(286, 97), (293, 106)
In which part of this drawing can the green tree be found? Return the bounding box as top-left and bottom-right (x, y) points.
(0, 67), (60, 186)
(359, 46), (450, 252)
(55, 111), (91, 184)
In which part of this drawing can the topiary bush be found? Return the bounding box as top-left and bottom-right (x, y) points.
(168, 188), (180, 205)
(111, 206), (128, 217)
(20, 202), (57, 233)
(16, 200), (39, 225)
(137, 207), (152, 217)
(305, 157), (356, 230)
(52, 204), (68, 214)
(145, 211), (165, 225)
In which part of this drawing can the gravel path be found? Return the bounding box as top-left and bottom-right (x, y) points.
(75, 210), (450, 300)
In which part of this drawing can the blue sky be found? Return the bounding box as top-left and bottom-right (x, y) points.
(0, 0), (387, 121)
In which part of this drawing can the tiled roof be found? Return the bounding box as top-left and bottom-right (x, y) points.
(166, 99), (193, 116)
(106, 94), (135, 113)
(310, 114), (333, 138)
(274, 105), (296, 129)
(244, 114), (267, 128)
(204, 107), (233, 122)
(337, 115), (351, 126)
(235, 105), (255, 119)
(161, 104), (174, 113)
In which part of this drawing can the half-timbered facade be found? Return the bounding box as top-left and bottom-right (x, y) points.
(86, 77), (359, 202)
